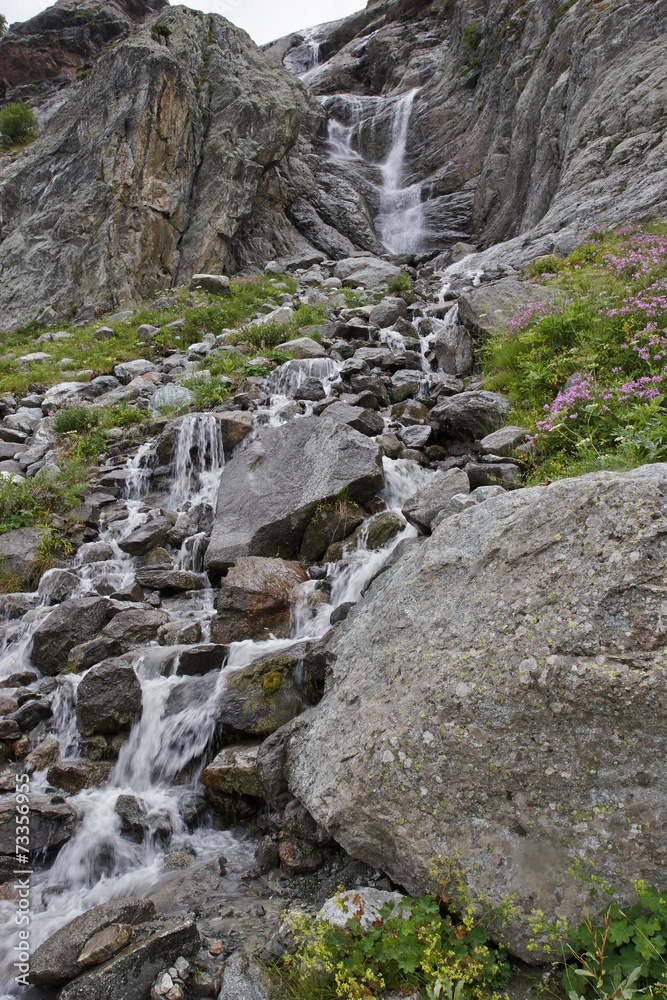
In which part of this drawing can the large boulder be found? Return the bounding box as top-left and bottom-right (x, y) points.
(57, 917), (199, 1000)
(31, 597), (118, 675)
(117, 514), (175, 556)
(283, 464), (667, 959)
(429, 390), (511, 445)
(0, 793), (76, 856)
(210, 557), (308, 643)
(47, 760), (114, 794)
(457, 277), (561, 339)
(0, 526), (42, 582)
(28, 898), (156, 985)
(402, 467), (470, 533)
(205, 417), (384, 570)
(333, 256), (402, 288)
(102, 608), (170, 647)
(154, 412), (253, 463)
(200, 743), (263, 797)
(76, 659), (142, 736)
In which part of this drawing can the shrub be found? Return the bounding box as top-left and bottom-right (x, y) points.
(462, 20), (482, 52)
(388, 272), (413, 295)
(274, 892), (510, 1000)
(150, 23), (171, 40)
(0, 102), (39, 144)
(53, 403), (99, 434)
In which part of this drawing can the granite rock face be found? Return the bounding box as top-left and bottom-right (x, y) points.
(283, 464), (667, 959)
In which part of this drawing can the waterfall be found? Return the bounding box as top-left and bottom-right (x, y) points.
(321, 89), (425, 255)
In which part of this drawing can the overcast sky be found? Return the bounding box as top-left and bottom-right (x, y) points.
(1, 0), (366, 44)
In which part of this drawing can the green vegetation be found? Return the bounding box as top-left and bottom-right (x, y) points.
(272, 892), (510, 1000)
(150, 23), (171, 40)
(0, 14), (6, 37)
(482, 221), (667, 481)
(388, 271), (414, 298)
(563, 884), (667, 1000)
(462, 20), (483, 53)
(0, 470), (84, 536)
(0, 102), (39, 145)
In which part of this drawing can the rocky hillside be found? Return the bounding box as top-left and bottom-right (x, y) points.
(1, 0), (666, 330)
(0, 0), (666, 997)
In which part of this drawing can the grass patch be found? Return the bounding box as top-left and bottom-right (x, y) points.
(482, 220), (667, 479)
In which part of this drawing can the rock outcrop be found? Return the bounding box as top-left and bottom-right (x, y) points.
(283, 464), (667, 958)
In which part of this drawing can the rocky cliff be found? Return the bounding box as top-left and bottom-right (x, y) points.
(1, 0), (666, 330)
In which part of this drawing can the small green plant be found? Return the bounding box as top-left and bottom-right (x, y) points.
(388, 272), (413, 296)
(0, 13), (7, 37)
(150, 22), (171, 40)
(0, 102), (39, 144)
(563, 884), (667, 998)
(275, 892), (510, 1000)
(462, 20), (483, 53)
(53, 403), (99, 435)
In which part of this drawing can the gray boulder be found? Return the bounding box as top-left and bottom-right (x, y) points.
(283, 464), (667, 959)
(118, 514), (175, 555)
(458, 277), (561, 339)
(200, 743), (263, 797)
(189, 274), (231, 296)
(479, 425), (530, 456)
(113, 360), (158, 384)
(402, 467), (470, 532)
(369, 297), (408, 328)
(433, 321), (474, 377)
(210, 557), (307, 644)
(465, 460), (523, 490)
(323, 400), (384, 437)
(430, 390), (511, 443)
(205, 416), (384, 570)
(276, 336), (327, 359)
(76, 658), (142, 736)
(31, 597), (117, 675)
(46, 760), (114, 794)
(102, 608), (170, 647)
(0, 793), (76, 857)
(333, 257), (402, 288)
(218, 952), (269, 1000)
(0, 526), (42, 581)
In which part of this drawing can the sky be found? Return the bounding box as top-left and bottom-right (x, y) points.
(1, 0), (366, 45)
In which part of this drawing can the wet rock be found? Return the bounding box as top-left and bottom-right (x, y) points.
(433, 321), (474, 377)
(349, 374), (390, 407)
(479, 425), (530, 456)
(211, 557), (307, 643)
(200, 743), (263, 797)
(175, 644), (228, 676)
(155, 413), (253, 464)
(163, 852), (194, 871)
(283, 463), (667, 959)
(376, 433), (403, 459)
(398, 424), (431, 449)
(217, 951), (269, 1000)
(430, 391), (511, 445)
(111, 581), (145, 603)
(299, 500), (365, 562)
(363, 511), (406, 550)
(465, 460), (523, 490)
(255, 836), (280, 873)
(118, 514), (175, 556)
(103, 608), (170, 646)
(47, 760), (114, 794)
(282, 799), (331, 846)
(205, 417), (384, 569)
(79, 541), (115, 563)
(114, 794), (149, 843)
(157, 621), (203, 646)
(279, 837), (324, 874)
(29, 898), (158, 985)
(78, 922), (135, 967)
(31, 597), (118, 675)
(10, 698), (52, 732)
(276, 336), (327, 359)
(148, 859), (218, 913)
(190, 274), (230, 296)
(333, 257), (401, 288)
(329, 601), (355, 624)
(293, 376), (326, 401)
(167, 504), (214, 546)
(323, 400), (384, 437)
(68, 637), (123, 672)
(369, 297), (408, 328)
(458, 278), (561, 339)
(76, 659), (142, 737)
(0, 793), (76, 857)
(0, 692), (18, 714)
(135, 568), (205, 593)
(0, 592), (40, 618)
(37, 569), (80, 604)
(0, 526), (42, 581)
(389, 370), (422, 403)
(392, 399), (430, 426)
(402, 467), (470, 533)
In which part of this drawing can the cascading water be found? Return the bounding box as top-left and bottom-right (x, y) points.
(376, 90), (425, 254)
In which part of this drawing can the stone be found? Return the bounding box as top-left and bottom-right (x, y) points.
(479, 425), (530, 456)
(77, 923), (134, 967)
(392, 399), (430, 426)
(323, 400), (384, 437)
(299, 501), (365, 562)
(157, 621), (202, 646)
(210, 557), (308, 643)
(134, 568), (204, 593)
(118, 515), (175, 555)
(31, 597), (117, 675)
(0, 693), (18, 715)
(317, 888), (407, 931)
(465, 460), (523, 490)
(363, 511), (406, 550)
(333, 257), (402, 288)
(329, 602), (355, 623)
(279, 837), (324, 874)
(103, 608), (170, 646)
(114, 359), (158, 384)
(399, 424), (431, 449)
(293, 376), (326, 401)
(200, 743), (263, 797)
(369, 297), (409, 328)
(150, 384), (194, 413)
(37, 569), (80, 604)
(190, 274), (231, 296)
(18, 352), (51, 364)
(433, 322), (474, 377)
(136, 323), (160, 342)
(429, 391), (511, 444)
(76, 659), (142, 736)
(68, 637), (123, 671)
(276, 336), (327, 359)
(47, 760), (114, 793)
(0, 526), (42, 581)
(205, 417), (384, 570)
(0, 590), (39, 619)
(458, 278), (561, 339)
(283, 463), (667, 959)
(115, 794), (149, 842)
(10, 698), (52, 732)
(217, 952), (269, 1000)
(0, 794), (76, 857)
(390, 370), (422, 403)
(111, 582), (145, 603)
(376, 433), (403, 460)
(24, 735), (61, 771)
(174, 644), (228, 676)
(402, 467), (470, 532)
